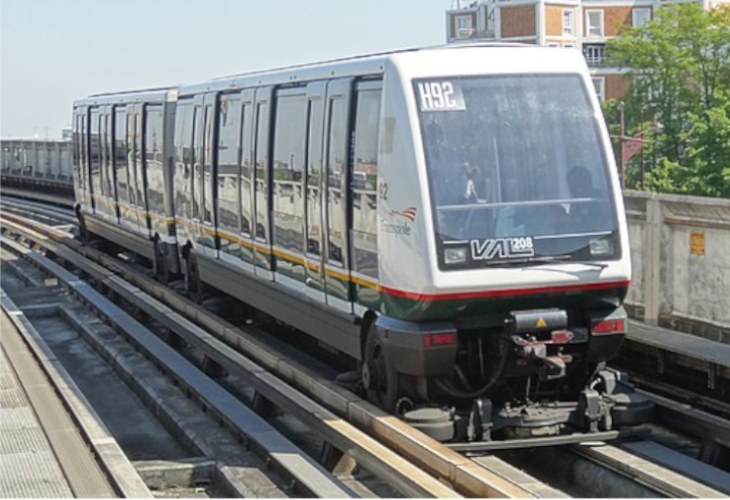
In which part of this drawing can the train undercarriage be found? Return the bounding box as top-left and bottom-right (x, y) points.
(362, 307), (655, 446)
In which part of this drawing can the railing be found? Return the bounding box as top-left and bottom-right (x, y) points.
(451, 28), (495, 40)
(623, 190), (730, 343)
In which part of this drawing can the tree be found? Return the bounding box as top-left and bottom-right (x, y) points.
(606, 4), (730, 198)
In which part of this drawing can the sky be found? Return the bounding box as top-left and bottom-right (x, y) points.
(0, 0), (449, 139)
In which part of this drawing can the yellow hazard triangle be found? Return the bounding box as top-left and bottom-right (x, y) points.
(536, 317), (547, 328)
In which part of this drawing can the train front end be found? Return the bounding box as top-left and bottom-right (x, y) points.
(373, 46), (652, 444)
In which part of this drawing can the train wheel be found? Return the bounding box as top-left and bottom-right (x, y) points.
(153, 239), (170, 285)
(363, 326), (400, 412)
(185, 253), (204, 303)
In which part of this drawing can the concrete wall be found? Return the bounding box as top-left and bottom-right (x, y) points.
(624, 190), (730, 343)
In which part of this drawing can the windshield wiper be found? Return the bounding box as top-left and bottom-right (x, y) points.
(483, 256), (608, 269)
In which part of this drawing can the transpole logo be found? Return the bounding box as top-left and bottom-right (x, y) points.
(390, 206), (417, 222)
(382, 206), (417, 236)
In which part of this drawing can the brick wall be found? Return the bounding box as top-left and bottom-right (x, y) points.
(546, 5), (577, 36)
(501, 5), (537, 37)
(604, 6), (633, 36)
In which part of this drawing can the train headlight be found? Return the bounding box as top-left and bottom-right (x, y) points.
(444, 247), (467, 265)
(589, 237), (612, 256)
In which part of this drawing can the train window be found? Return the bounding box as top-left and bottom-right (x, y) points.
(127, 111), (137, 208)
(90, 108), (101, 210)
(254, 102), (270, 242)
(306, 97), (324, 256)
(203, 104), (215, 225)
(240, 103), (253, 236)
(80, 113), (88, 198)
(145, 106), (164, 216)
(101, 113), (111, 207)
(192, 106), (202, 220)
(99, 110), (109, 199)
(351, 88), (381, 279)
(273, 92), (307, 253)
(134, 113), (147, 216)
(217, 95), (242, 238)
(326, 97), (348, 265)
(114, 108), (129, 209)
(174, 102), (194, 227)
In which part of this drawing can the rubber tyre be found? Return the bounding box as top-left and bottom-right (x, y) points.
(153, 238), (170, 285)
(410, 420), (455, 442)
(185, 253), (204, 303)
(364, 326), (400, 413)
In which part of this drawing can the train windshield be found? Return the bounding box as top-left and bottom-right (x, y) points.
(415, 74), (620, 270)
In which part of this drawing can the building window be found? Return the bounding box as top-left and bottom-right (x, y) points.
(562, 9), (575, 37)
(632, 8), (651, 28)
(592, 77), (606, 102)
(583, 44), (606, 65)
(586, 9), (604, 38)
(455, 15), (475, 38)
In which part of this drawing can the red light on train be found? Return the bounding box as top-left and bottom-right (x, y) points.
(423, 333), (457, 348)
(592, 319), (625, 335)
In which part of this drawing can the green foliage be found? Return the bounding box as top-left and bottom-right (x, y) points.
(606, 4), (730, 198)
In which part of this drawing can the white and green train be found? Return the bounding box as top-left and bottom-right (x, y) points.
(73, 44), (651, 444)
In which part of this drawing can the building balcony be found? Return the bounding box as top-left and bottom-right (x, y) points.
(449, 28), (495, 41)
(582, 44), (618, 68)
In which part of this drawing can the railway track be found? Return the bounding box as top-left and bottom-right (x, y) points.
(1, 202), (529, 497)
(2, 198), (730, 498)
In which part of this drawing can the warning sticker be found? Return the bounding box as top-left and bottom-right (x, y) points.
(690, 231), (705, 256)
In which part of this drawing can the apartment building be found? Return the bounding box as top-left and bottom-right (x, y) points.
(446, 0), (729, 101)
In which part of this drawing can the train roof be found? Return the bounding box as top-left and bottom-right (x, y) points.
(176, 42), (586, 96)
(73, 43), (589, 105)
(73, 87), (177, 107)
(1, 137), (70, 144)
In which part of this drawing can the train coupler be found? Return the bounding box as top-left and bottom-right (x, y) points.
(504, 308), (580, 381)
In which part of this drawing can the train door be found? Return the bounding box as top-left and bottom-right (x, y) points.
(238, 89), (255, 272)
(271, 86), (307, 292)
(75, 108), (93, 211)
(350, 81), (382, 312)
(89, 107), (102, 216)
(143, 104), (166, 240)
(215, 92), (242, 267)
(113, 106), (131, 227)
(190, 95), (205, 250)
(101, 107), (118, 222)
(105, 107), (120, 223)
(323, 78), (354, 313)
(136, 105), (152, 237)
(123, 106), (141, 231)
(199, 93), (218, 258)
(304, 82), (327, 303)
(98, 109), (109, 220)
(173, 99), (195, 249)
(128, 105), (146, 235)
(252, 87), (274, 280)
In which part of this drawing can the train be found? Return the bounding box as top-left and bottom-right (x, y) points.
(1, 138), (75, 201)
(72, 44), (652, 444)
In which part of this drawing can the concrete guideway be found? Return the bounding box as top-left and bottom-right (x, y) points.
(571, 442), (728, 498)
(0, 234), (359, 499)
(1, 190), (540, 497)
(0, 294), (150, 498)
